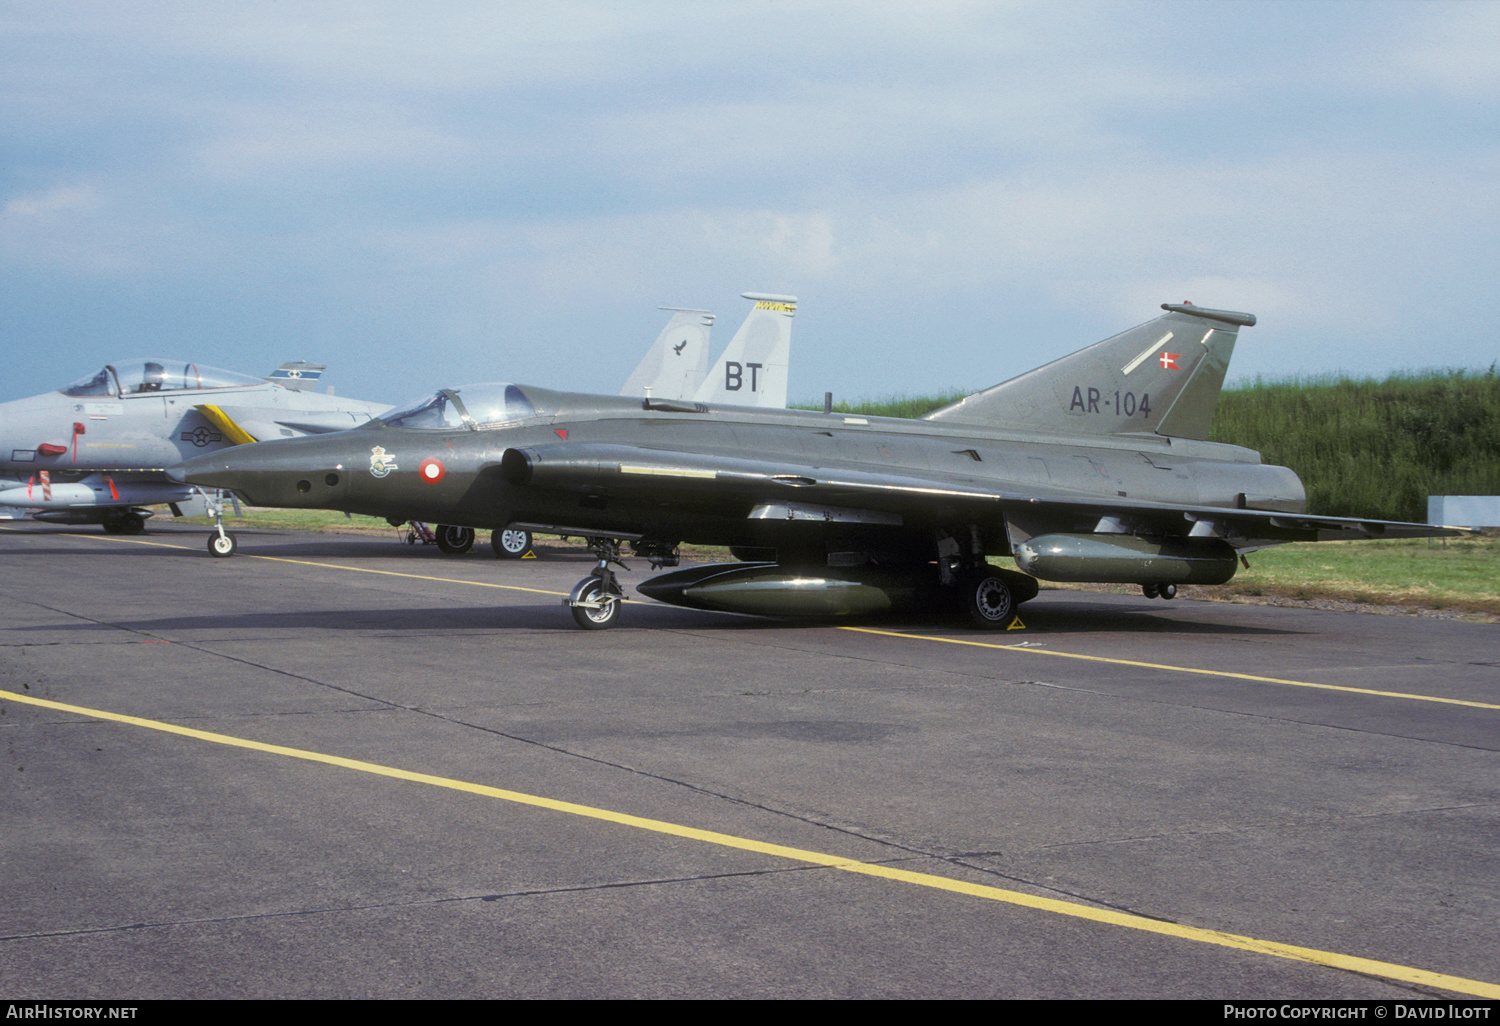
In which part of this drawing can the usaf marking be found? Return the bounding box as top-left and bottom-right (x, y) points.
(724, 361), (764, 392)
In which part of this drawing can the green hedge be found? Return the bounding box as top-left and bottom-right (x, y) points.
(796, 367), (1500, 523)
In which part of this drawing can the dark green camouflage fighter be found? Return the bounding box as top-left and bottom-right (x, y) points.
(171, 303), (1470, 629)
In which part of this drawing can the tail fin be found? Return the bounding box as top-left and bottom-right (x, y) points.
(619, 308), (714, 401)
(266, 361), (326, 391)
(921, 303), (1254, 439)
(693, 292), (796, 408)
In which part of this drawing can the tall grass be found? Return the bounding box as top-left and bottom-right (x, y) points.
(1210, 369), (1500, 521)
(793, 391), (972, 420)
(796, 367), (1500, 523)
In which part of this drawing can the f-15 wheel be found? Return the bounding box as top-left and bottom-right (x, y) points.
(570, 579), (620, 630)
(434, 525), (475, 554)
(110, 513), (145, 535)
(492, 527), (532, 559)
(1158, 583), (1177, 600)
(1142, 583), (1160, 599)
(960, 568), (1015, 629)
(207, 532), (238, 558)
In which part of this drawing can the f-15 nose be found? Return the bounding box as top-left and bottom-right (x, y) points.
(171, 436), (351, 507)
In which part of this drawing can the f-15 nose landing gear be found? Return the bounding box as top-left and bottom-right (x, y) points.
(203, 489), (238, 558)
(566, 538), (629, 629)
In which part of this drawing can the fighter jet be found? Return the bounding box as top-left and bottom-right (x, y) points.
(172, 302), (1469, 629)
(620, 293), (797, 407)
(443, 293), (800, 559)
(618, 308), (714, 402)
(0, 359), (391, 549)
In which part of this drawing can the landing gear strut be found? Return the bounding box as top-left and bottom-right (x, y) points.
(936, 528), (1033, 630)
(566, 538), (628, 629)
(204, 491), (238, 557)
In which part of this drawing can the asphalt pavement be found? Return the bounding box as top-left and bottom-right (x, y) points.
(1, 521), (1496, 999)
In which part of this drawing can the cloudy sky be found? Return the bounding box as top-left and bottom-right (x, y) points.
(3, 1), (1496, 406)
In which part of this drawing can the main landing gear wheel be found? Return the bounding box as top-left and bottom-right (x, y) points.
(492, 527), (532, 559)
(1142, 583), (1159, 599)
(570, 580), (620, 630)
(434, 525), (475, 554)
(104, 513), (146, 535)
(1141, 583), (1177, 600)
(961, 568), (1015, 630)
(207, 532), (238, 557)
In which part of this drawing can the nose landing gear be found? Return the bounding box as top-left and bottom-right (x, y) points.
(566, 538), (628, 629)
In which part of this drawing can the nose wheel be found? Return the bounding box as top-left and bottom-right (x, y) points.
(203, 490), (238, 557)
(566, 538), (628, 629)
(569, 579), (621, 629)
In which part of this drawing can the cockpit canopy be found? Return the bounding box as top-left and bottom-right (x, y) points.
(380, 383), (538, 431)
(62, 360), (263, 398)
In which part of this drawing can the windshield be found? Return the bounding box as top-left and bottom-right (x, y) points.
(381, 383), (537, 430)
(61, 360), (263, 397)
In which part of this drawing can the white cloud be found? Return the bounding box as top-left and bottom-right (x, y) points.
(4, 184), (99, 216)
(1385, 2), (1500, 98)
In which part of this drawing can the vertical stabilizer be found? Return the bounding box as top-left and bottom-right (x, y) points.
(619, 308), (715, 401)
(921, 303), (1253, 439)
(267, 362), (326, 391)
(693, 293), (796, 408)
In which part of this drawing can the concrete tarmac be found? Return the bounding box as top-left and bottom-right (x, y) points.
(1, 521), (1496, 999)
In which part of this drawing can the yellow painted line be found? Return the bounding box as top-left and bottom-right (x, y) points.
(840, 627), (1500, 711)
(6, 526), (1488, 705)
(3, 686), (1495, 999)
(244, 554), (569, 598)
(0, 525), (571, 598)
(0, 528), (190, 552)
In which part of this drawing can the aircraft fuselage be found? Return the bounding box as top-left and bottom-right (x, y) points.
(173, 387), (1306, 562)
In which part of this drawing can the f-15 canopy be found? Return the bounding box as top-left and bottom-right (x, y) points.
(62, 360), (263, 398)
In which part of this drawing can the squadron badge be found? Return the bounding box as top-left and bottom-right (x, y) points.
(369, 446), (398, 478)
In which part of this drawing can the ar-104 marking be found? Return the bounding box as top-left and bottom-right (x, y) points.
(1069, 387), (1153, 418)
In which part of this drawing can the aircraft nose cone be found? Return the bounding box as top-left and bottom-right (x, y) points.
(173, 437), (350, 508)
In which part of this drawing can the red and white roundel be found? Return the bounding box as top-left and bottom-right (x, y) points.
(418, 458), (446, 484)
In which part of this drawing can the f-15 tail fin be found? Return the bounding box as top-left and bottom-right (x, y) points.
(266, 361), (326, 392)
(921, 303), (1254, 440)
(693, 293), (796, 408)
(619, 308), (715, 401)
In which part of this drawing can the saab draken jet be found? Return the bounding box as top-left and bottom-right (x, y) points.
(0, 360), (391, 545)
(173, 302), (1469, 629)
